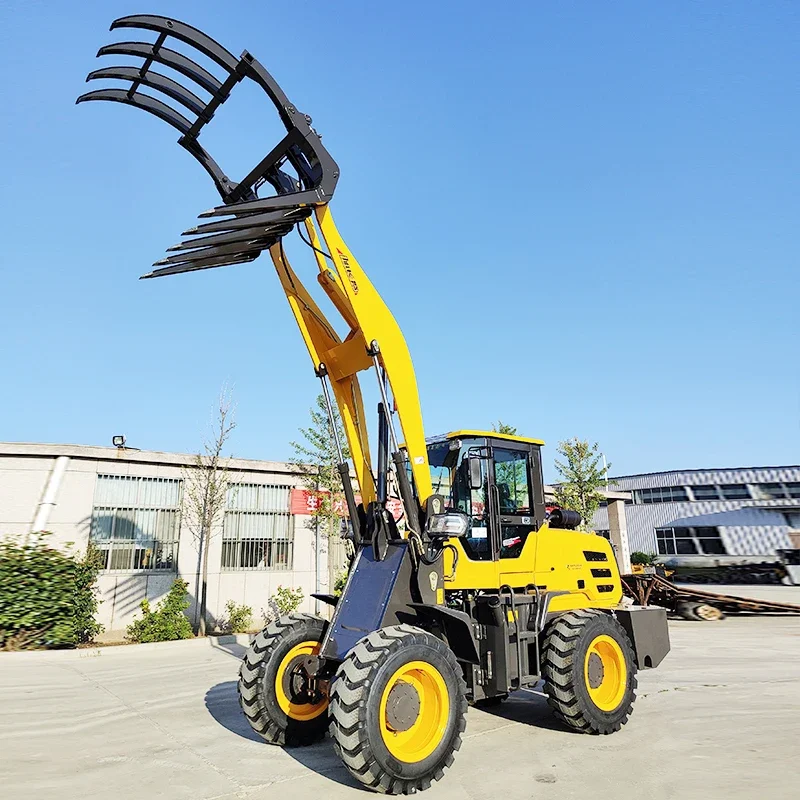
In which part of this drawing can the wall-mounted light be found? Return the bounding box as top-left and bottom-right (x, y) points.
(112, 435), (126, 448)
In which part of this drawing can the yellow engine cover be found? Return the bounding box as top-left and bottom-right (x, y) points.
(443, 524), (622, 610)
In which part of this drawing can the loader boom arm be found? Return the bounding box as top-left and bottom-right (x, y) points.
(270, 206), (434, 510)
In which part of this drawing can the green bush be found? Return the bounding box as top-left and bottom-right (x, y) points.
(126, 579), (194, 643)
(272, 585), (304, 615)
(333, 570), (348, 597)
(0, 534), (103, 650)
(222, 600), (253, 633)
(630, 551), (656, 566)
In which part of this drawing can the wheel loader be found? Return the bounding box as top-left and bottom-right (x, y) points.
(79, 15), (671, 794)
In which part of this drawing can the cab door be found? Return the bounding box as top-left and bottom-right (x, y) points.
(490, 443), (536, 560)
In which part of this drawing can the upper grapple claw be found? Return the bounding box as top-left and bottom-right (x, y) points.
(79, 14), (339, 276)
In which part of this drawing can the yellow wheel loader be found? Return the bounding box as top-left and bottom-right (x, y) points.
(79, 15), (670, 794)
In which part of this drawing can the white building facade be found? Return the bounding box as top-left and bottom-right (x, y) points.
(591, 465), (800, 565)
(0, 442), (348, 635)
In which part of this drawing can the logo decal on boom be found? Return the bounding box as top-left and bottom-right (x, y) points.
(336, 249), (359, 295)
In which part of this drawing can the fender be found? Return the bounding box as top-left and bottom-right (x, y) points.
(408, 603), (480, 664)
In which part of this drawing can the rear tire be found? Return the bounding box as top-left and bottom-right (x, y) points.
(541, 609), (637, 734)
(677, 601), (725, 621)
(238, 613), (329, 746)
(329, 624), (467, 794)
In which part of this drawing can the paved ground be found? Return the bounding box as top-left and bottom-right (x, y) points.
(2, 615), (799, 800)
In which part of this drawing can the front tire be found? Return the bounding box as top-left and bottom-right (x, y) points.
(542, 609), (637, 734)
(238, 613), (329, 746)
(329, 624), (467, 794)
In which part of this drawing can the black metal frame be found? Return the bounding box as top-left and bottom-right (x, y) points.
(77, 14), (339, 278)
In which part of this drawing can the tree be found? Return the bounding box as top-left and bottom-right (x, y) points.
(553, 438), (611, 531)
(290, 394), (351, 614)
(492, 421), (518, 436)
(183, 389), (236, 636)
(290, 393), (351, 542)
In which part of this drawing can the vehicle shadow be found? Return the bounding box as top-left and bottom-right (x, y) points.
(208, 638), (249, 660)
(477, 685), (583, 734)
(203, 681), (363, 791)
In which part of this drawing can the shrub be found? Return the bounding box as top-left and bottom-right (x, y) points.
(333, 570), (348, 597)
(126, 579), (194, 643)
(272, 584), (304, 615)
(222, 600), (253, 633)
(263, 585), (304, 623)
(631, 551), (656, 566)
(0, 534), (103, 650)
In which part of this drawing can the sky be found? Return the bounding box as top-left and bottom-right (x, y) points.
(0, 0), (797, 481)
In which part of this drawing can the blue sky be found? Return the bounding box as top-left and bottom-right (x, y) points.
(1, 1), (797, 480)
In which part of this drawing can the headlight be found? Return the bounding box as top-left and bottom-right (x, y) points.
(425, 511), (470, 538)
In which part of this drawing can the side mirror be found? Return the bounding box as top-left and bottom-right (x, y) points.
(425, 511), (470, 538)
(467, 457), (483, 490)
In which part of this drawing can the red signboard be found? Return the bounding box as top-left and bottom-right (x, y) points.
(290, 489), (403, 521)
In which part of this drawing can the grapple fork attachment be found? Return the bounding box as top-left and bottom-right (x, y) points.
(77, 14), (339, 278)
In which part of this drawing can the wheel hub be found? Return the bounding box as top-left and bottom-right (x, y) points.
(282, 654), (323, 706)
(385, 680), (421, 732)
(587, 652), (605, 689)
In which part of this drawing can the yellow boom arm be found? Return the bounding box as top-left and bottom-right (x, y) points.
(268, 205), (434, 511)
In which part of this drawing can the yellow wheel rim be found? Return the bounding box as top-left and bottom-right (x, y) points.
(584, 634), (627, 712)
(696, 604), (723, 621)
(275, 640), (328, 721)
(379, 661), (449, 763)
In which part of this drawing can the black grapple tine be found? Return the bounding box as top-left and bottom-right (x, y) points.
(110, 15), (239, 71)
(153, 238), (278, 266)
(141, 253), (259, 280)
(76, 88), (192, 134)
(86, 67), (207, 117)
(97, 42), (223, 95)
(197, 191), (325, 218)
(166, 223), (298, 252)
(182, 208), (311, 236)
(80, 14), (340, 277)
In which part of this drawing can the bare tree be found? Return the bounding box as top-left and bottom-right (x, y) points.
(183, 389), (236, 635)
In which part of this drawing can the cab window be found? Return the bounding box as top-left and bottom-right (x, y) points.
(493, 448), (531, 514)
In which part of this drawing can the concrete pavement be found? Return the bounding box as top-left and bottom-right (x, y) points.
(2, 616), (799, 800)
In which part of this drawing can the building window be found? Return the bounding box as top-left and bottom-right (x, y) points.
(718, 484), (751, 500)
(633, 486), (689, 504)
(690, 485), (720, 501)
(655, 526), (726, 556)
(222, 483), (293, 570)
(753, 482), (800, 500)
(91, 475), (182, 571)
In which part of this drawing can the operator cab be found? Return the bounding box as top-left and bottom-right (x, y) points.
(425, 430), (547, 562)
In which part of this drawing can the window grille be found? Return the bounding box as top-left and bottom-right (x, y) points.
(222, 483), (293, 570)
(90, 475), (182, 571)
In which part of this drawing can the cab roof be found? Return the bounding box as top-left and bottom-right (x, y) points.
(427, 430), (545, 446)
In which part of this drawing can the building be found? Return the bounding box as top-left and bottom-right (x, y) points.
(591, 465), (800, 565)
(0, 442), (349, 635)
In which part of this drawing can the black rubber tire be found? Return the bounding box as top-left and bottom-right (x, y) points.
(677, 601), (725, 621)
(328, 624), (468, 795)
(541, 609), (637, 734)
(238, 613), (329, 746)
